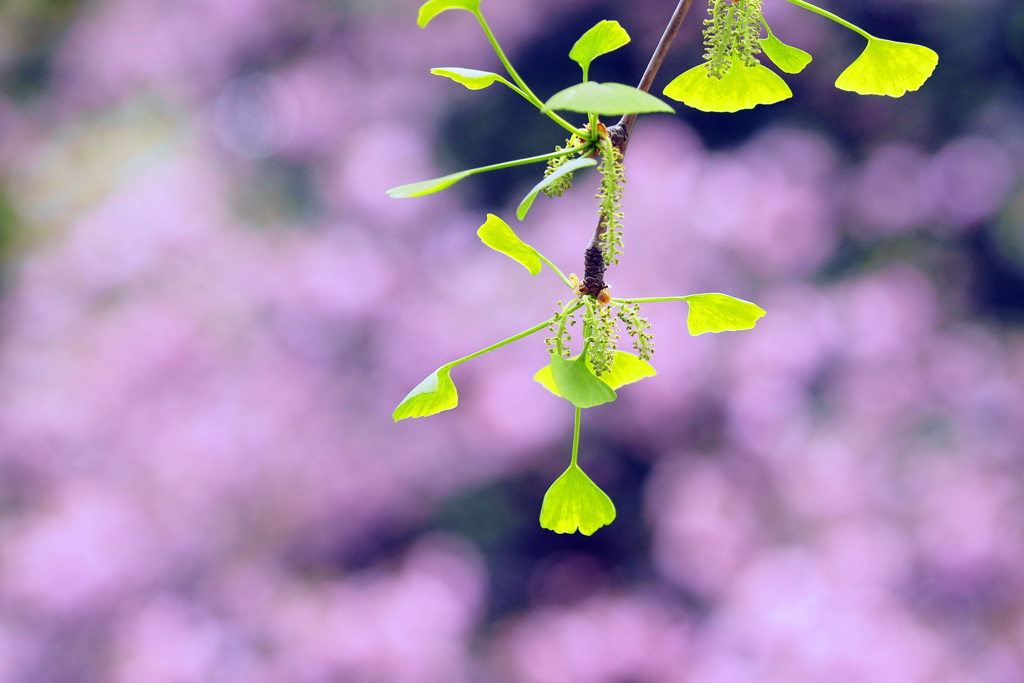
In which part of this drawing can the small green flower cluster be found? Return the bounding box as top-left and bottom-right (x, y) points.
(542, 137), (580, 198)
(703, 0), (764, 78)
(596, 137), (625, 265)
(585, 296), (619, 376)
(617, 303), (655, 360)
(545, 300), (580, 358)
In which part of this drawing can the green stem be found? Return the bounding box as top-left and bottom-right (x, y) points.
(611, 296), (692, 304)
(570, 407), (581, 467)
(468, 147), (587, 177)
(475, 12), (586, 136)
(539, 254), (571, 288)
(780, 0), (873, 40)
(449, 317), (555, 367)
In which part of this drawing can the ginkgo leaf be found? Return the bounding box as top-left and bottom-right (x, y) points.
(387, 170), (470, 198)
(540, 463), (616, 535)
(476, 213), (542, 275)
(534, 366), (560, 396)
(663, 57), (792, 112)
(534, 351), (654, 396)
(682, 293), (766, 335)
(545, 82), (675, 115)
(569, 20), (631, 80)
(599, 352), (657, 388)
(417, 0), (480, 28)
(517, 157), (596, 220)
(431, 67), (514, 91)
(760, 24), (812, 74)
(549, 354), (617, 408)
(393, 365), (458, 420)
(835, 38), (938, 97)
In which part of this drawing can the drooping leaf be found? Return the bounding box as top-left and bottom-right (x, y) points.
(430, 67), (514, 91)
(545, 82), (675, 116)
(569, 20), (631, 80)
(535, 351), (654, 397)
(387, 170), (471, 198)
(540, 463), (616, 535)
(393, 365), (458, 420)
(682, 293), (766, 335)
(417, 0), (480, 28)
(549, 353), (617, 408)
(476, 213), (542, 275)
(517, 157), (597, 220)
(760, 24), (812, 74)
(835, 38), (938, 97)
(663, 57), (792, 112)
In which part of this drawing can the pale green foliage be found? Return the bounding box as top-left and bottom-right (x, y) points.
(549, 353), (617, 408)
(671, 0), (937, 113)
(760, 22), (812, 74)
(545, 82), (675, 116)
(835, 38), (939, 97)
(570, 20), (631, 81)
(430, 67), (514, 91)
(683, 293), (766, 335)
(597, 351), (657, 389)
(417, 0), (480, 28)
(664, 56), (791, 112)
(393, 366), (458, 420)
(596, 137), (625, 265)
(540, 463), (616, 535)
(534, 351), (656, 397)
(476, 214), (543, 275)
(387, 170), (471, 198)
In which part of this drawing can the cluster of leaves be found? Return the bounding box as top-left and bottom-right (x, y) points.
(666, 0), (939, 112)
(389, 0), (935, 535)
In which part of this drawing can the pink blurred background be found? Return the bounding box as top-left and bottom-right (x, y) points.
(1, 0), (1024, 680)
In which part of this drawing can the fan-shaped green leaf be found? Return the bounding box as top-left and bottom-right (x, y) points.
(393, 365), (458, 420)
(682, 293), (766, 335)
(387, 170), (470, 198)
(835, 38), (938, 97)
(600, 352), (656, 388)
(430, 67), (513, 91)
(545, 82), (675, 116)
(569, 20), (631, 80)
(540, 463), (616, 535)
(549, 353), (617, 408)
(760, 25), (812, 74)
(417, 0), (480, 28)
(534, 351), (655, 397)
(516, 157), (596, 220)
(663, 58), (792, 112)
(477, 214), (542, 275)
